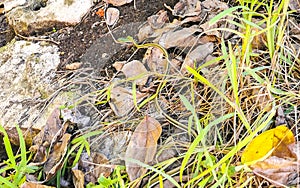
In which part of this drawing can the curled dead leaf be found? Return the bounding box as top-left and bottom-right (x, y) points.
(105, 7), (120, 26)
(147, 10), (169, 29)
(125, 116), (162, 182)
(44, 133), (71, 180)
(252, 155), (298, 187)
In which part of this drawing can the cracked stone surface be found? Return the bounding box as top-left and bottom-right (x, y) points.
(0, 40), (61, 128)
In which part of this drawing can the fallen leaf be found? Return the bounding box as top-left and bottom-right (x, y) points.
(137, 13), (180, 42)
(147, 10), (169, 29)
(21, 182), (55, 188)
(167, 0), (201, 18)
(201, 0), (228, 11)
(158, 26), (203, 49)
(109, 86), (148, 117)
(72, 169), (85, 188)
(32, 108), (62, 148)
(181, 42), (214, 73)
(30, 108), (68, 165)
(65, 62), (82, 70)
(105, 7), (120, 26)
(252, 155), (298, 187)
(5, 127), (40, 146)
(112, 61), (125, 71)
(289, 0), (300, 12)
(125, 116), (162, 181)
(241, 125), (295, 164)
(44, 133), (71, 180)
(143, 47), (168, 74)
(103, 0), (132, 7)
(96, 8), (105, 17)
(121, 60), (149, 85)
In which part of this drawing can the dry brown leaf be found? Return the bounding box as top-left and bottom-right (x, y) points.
(168, 0), (201, 18)
(30, 108), (69, 166)
(44, 133), (71, 180)
(251, 87), (272, 112)
(158, 26), (203, 49)
(21, 182), (55, 188)
(289, 0), (300, 12)
(65, 62), (82, 70)
(251, 24), (267, 50)
(103, 0), (133, 6)
(72, 169), (85, 188)
(201, 0), (228, 11)
(181, 42), (214, 73)
(5, 127), (40, 146)
(105, 7), (120, 26)
(109, 86), (148, 117)
(147, 10), (169, 29)
(200, 0), (236, 39)
(121, 60), (149, 85)
(200, 21), (221, 38)
(125, 116), (162, 182)
(112, 61), (125, 71)
(138, 14), (181, 42)
(143, 47), (168, 74)
(252, 155), (298, 187)
(78, 152), (113, 183)
(32, 108), (62, 148)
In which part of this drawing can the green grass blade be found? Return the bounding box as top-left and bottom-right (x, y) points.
(179, 113), (234, 182)
(0, 175), (17, 188)
(209, 6), (249, 25)
(184, 109), (276, 187)
(126, 158), (181, 188)
(0, 125), (16, 168)
(13, 125), (27, 185)
(186, 66), (251, 132)
(71, 130), (102, 144)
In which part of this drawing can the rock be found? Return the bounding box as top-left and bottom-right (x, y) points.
(6, 0), (94, 35)
(0, 12), (15, 48)
(1, 0), (26, 12)
(0, 40), (61, 129)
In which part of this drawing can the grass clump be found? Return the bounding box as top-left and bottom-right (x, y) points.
(0, 125), (38, 187)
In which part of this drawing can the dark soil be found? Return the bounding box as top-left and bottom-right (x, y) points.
(55, 0), (178, 72)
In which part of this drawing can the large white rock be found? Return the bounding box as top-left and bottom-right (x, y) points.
(0, 40), (61, 128)
(6, 0), (93, 35)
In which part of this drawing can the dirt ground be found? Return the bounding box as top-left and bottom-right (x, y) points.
(56, 0), (178, 71)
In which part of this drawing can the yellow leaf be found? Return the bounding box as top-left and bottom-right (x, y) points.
(241, 125), (295, 164)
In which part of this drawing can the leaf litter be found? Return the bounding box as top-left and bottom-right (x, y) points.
(5, 0), (300, 187)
